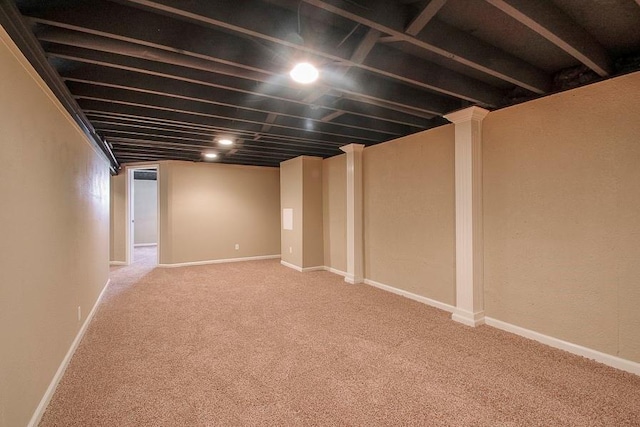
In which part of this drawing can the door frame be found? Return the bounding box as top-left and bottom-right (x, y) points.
(125, 164), (160, 265)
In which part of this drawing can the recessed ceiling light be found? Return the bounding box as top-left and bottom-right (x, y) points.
(218, 138), (234, 146)
(203, 152), (218, 159)
(290, 62), (319, 84)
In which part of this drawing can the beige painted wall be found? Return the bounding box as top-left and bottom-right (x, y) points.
(363, 125), (456, 304)
(158, 162), (171, 264)
(280, 157), (303, 266)
(134, 178), (158, 245)
(110, 173), (126, 262)
(280, 156), (324, 269)
(302, 157), (324, 268)
(0, 27), (110, 427)
(483, 71), (640, 363)
(322, 154), (347, 272)
(160, 160), (280, 264)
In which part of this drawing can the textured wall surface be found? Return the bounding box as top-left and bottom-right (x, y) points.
(280, 156), (323, 269)
(160, 161), (280, 264)
(280, 157), (304, 267)
(302, 157), (324, 268)
(0, 27), (110, 427)
(483, 71), (640, 362)
(323, 154), (347, 273)
(110, 173), (126, 262)
(363, 125), (456, 305)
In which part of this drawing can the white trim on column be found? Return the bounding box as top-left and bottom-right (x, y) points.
(445, 106), (490, 328)
(452, 309), (486, 327)
(444, 106), (491, 123)
(280, 263), (348, 276)
(27, 279), (111, 427)
(280, 260), (325, 272)
(340, 143), (365, 285)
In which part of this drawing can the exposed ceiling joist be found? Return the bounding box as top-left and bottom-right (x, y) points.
(484, 0), (612, 76)
(320, 110), (346, 123)
(108, 133), (337, 157)
(301, 0), (549, 94)
(77, 97), (376, 146)
(10, 0), (636, 169)
(348, 27), (380, 65)
(99, 124), (337, 155)
(405, 0), (448, 36)
(61, 68), (407, 137)
(303, 26), (381, 121)
(82, 0), (503, 105)
(109, 135), (333, 159)
(261, 113), (279, 133)
(66, 74), (370, 133)
(85, 108), (375, 147)
(43, 42), (431, 129)
(89, 111), (354, 148)
(0, 0), (119, 172)
(33, 22), (455, 118)
(76, 93), (383, 143)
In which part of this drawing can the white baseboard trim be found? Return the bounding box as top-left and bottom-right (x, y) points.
(158, 254), (281, 268)
(109, 261), (127, 266)
(28, 278), (111, 427)
(133, 243), (157, 247)
(363, 278), (456, 314)
(485, 317), (640, 376)
(280, 260), (325, 272)
(452, 309), (486, 327)
(323, 266), (348, 277)
(280, 260), (302, 271)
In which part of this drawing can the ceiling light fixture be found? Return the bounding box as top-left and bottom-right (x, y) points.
(218, 138), (234, 146)
(203, 152), (218, 159)
(290, 62), (319, 84)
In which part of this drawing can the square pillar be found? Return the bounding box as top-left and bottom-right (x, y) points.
(340, 143), (365, 284)
(444, 107), (490, 327)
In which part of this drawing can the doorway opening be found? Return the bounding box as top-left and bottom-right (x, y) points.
(126, 165), (159, 266)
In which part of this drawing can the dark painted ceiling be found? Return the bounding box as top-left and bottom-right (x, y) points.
(3, 0), (640, 171)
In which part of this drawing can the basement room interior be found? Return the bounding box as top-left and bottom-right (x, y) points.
(1, 0), (639, 425)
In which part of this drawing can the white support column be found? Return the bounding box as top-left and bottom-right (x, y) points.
(340, 143), (365, 284)
(444, 107), (490, 327)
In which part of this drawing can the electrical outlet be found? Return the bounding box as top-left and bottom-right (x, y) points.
(77, 306), (81, 321)
(235, 244), (239, 250)
(289, 246), (293, 254)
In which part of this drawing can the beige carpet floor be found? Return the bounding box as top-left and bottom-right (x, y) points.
(40, 247), (640, 426)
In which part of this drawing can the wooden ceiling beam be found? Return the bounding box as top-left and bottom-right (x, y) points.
(302, 0), (549, 94)
(484, 0), (612, 76)
(304, 26), (381, 122)
(60, 69), (407, 136)
(32, 0), (501, 105)
(85, 110), (356, 146)
(68, 82), (388, 142)
(76, 98), (375, 146)
(405, 0), (448, 36)
(261, 113), (279, 133)
(37, 27), (444, 121)
(320, 111), (346, 123)
(109, 136), (334, 158)
(97, 123), (345, 151)
(46, 44), (430, 127)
